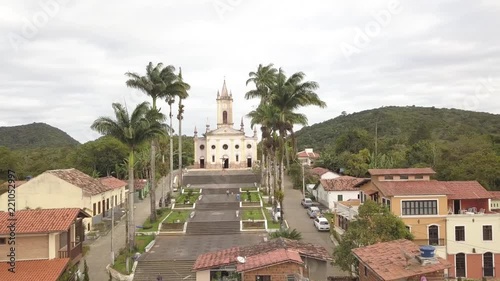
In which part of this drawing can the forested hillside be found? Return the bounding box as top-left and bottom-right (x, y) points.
(295, 106), (500, 190)
(0, 123), (80, 150)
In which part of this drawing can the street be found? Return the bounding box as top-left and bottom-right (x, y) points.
(283, 175), (346, 277)
(82, 172), (177, 281)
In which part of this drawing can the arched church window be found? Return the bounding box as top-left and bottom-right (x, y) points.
(211, 145), (216, 149)
(223, 111), (228, 124)
(223, 144), (228, 150)
(200, 145), (205, 150)
(247, 144), (252, 149)
(235, 144), (239, 149)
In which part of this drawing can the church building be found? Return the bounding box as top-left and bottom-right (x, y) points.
(193, 80), (258, 169)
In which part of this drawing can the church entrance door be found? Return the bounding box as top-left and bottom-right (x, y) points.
(223, 158), (229, 169)
(200, 158), (205, 169)
(247, 157), (252, 168)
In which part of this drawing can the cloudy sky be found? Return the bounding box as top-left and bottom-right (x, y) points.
(1, 0), (499, 143)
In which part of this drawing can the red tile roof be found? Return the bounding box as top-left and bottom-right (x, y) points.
(193, 238), (330, 271)
(352, 239), (452, 281)
(372, 180), (451, 196)
(442, 181), (492, 200)
(237, 249), (303, 272)
(310, 167), (331, 176)
(369, 168), (436, 176)
(0, 258), (69, 281)
(100, 176), (127, 190)
(0, 208), (89, 235)
(491, 191), (500, 200)
(46, 168), (111, 195)
(297, 150), (320, 159)
(319, 176), (365, 192)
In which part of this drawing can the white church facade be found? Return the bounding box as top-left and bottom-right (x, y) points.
(193, 80), (258, 169)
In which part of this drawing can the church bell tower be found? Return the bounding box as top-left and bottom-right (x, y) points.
(216, 79), (234, 128)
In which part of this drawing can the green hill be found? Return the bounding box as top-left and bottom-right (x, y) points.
(296, 106), (500, 151)
(0, 122), (80, 150)
(295, 106), (500, 190)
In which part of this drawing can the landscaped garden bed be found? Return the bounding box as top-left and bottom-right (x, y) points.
(263, 209), (280, 229)
(112, 234), (155, 274)
(161, 210), (190, 231)
(242, 221), (265, 229)
(241, 186), (258, 192)
(183, 187), (202, 193)
(137, 208), (171, 232)
(241, 191), (261, 207)
(242, 209), (264, 220)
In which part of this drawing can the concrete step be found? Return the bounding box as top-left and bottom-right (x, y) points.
(196, 202), (240, 210)
(186, 221), (240, 235)
(134, 260), (196, 281)
(203, 188), (240, 195)
(184, 174), (260, 185)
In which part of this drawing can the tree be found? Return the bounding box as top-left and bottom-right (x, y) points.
(91, 102), (165, 252)
(125, 62), (173, 222)
(72, 136), (128, 177)
(83, 259), (89, 281)
(0, 146), (16, 181)
(332, 200), (413, 275)
(269, 228), (303, 240)
(175, 68), (190, 189)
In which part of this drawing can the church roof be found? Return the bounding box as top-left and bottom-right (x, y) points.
(206, 126), (245, 136)
(221, 80), (229, 97)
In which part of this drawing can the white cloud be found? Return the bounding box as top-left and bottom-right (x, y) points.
(1, 0), (499, 143)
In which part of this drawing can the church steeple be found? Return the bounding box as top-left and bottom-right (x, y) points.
(216, 79), (234, 128)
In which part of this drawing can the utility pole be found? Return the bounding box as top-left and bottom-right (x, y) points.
(111, 197), (115, 265)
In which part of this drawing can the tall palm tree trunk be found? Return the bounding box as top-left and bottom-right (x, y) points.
(260, 148), (265, 188)
(169, 102), (174, 193)
(149, 140), (157, 222)
(266, 153), (272, 205)
(127, 150), (135, 253)
(178, 99), (183, 189)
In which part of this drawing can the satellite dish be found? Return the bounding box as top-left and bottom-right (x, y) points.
(237, 256), (246, 263)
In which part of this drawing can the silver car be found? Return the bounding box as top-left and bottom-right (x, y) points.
(307, 206), (320, 218)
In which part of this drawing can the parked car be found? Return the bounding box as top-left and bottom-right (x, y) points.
(301, 198), (313, 208)
(307, 206), (320, 218)
(314, 217), (330, 231)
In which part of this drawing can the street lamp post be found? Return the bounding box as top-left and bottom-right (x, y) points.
(302, 164), (306, 199)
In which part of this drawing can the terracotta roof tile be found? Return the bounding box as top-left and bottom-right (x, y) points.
(193, 238), (330, 271)
(442, 181), (492, 200)
(310, 167), (331, 176)
(0, 208), (87, 235)
(373, 180), (451, 196)
(237, 249), (303, 272)
(319, 177), (365, 192)
(491, 191), (500, 200)
(100, 176), (127, 190)
(369, 168), (436, 176)
(46, 168), (111, 195)
(297, 151), (320, 159)
(352, 239), (452, 281)
(0, 258), (69, 281)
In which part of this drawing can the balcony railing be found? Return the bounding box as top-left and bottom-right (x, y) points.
(413, 238), (446, 246)
(58, 242), (83, 260)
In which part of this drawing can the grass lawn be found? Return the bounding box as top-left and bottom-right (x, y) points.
(242, 192), (260, 202)
(241, 187), (258, 191)
(242, 209), (264, 220)
(112, 235), (155, 274)
(263, 209), (280, 229)
(137, 208), (171, 232)
(165, 210), (191, 223)
(175, 192), (200, 204)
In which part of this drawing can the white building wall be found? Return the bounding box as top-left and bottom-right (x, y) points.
(196, 270), (211, 281)
(321, 172), (340, 179)
(446, 214), (500, 255)
(316, 185), (359, 209)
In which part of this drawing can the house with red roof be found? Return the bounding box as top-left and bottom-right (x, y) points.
(296, 148), (320, 166)
(0, 208), (90, 280)
(0, 169), (127, 233)
(192, 238), (331, 281)
(357, 167), (500, 280)
(313, 176), (365, 209)
(309, 167), (340, 180)
(352, 239), (451, 281)
(490, 191), (500, 211)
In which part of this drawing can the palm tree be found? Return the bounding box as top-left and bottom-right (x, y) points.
(125, 62), (173, 222)
(91, 102), (165, 252)
(269, 228), (303, 240)
(175, 68), (190, 188)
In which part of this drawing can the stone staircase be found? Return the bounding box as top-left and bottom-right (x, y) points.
(186, 221), (240, 235)
(195, 202), (240, 210)
(203, 188), (240, 194)
(184, 173), (260, 185)
(133, 260), (196, 281)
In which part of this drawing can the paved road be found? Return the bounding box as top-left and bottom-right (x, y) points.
(82, 171), (178, 281)
(283, 175), (347, 277)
